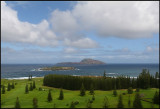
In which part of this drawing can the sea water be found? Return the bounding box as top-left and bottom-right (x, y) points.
(1, 64), (159, 79)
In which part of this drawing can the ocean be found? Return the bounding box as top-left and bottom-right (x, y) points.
(1, 64), (159, 79)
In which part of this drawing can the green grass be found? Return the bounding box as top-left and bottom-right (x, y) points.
(1, 78), (159, 108)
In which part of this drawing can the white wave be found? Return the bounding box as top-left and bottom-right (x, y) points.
(6, 76), (37, 80)
(31, 68), (50, 71)
(107, 73), (117, 74)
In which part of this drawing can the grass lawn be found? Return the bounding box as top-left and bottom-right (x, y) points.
(1, 78), (159, 108)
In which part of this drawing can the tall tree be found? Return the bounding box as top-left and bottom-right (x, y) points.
(29, 83), (33, 91)
(25, 84), (29, 94)
(12, 82), (15, 89)
(47, 89), (52, 102)
(2, 85), (5, 94)
(103, 96), (109, 108)
(58, 88), (64, 100)
(92, 94), (95, 101)
(133, 93), (143, 108)
(7, 83), (11, 91)
(15, 97), (20, 108)
(33, 97), (38, 108)
(153, 91), (159, 104)
(80, 83), (85, 96)
(117, 94), (124, 108)
(33, 81), (36, 89)
(89, 83), (94, 95)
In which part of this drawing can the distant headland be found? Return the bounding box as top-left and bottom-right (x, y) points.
(56, 58), (106, 65)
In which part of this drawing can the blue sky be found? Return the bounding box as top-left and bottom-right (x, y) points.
(1, 1), (159, 64)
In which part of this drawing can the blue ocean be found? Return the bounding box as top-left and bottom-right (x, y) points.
(1, 64), (159, 79)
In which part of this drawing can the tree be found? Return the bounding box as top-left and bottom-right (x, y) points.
(58, 88), (64, 100)
(133, 93), (142, 108)
(128, 95), (131, 107)
(86, 99), (92, 108)
(155, 72), (159, 79)
(103, 96), (109, 108)
(117, 94), (124, 108)
(92, 94), (95, 101)
(80, 83), (85, 96)
(29, 83), (33, 91)
(89, 83), (94, 95)
(2, 85), (5, 94)
(33, 97), (38, 108)
(136, 88), (140, 92)
(15, 97), (20, 108)
(25, 84), (29, 94)
(128, 87), (133, 94)
(28, 75), (31, 81)
(103, 70), (106, 79)
(12, 82), (15, 89)
(33, 81), (36, 89)
(48, 89), (52, 102)
(153, 91), (159, 104)
(70, 101), (75, 108)
(113, 89), (117, 97)
(7, 83), (11, 91)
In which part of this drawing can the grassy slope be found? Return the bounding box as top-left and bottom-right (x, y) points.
(1, 78), (159, 108)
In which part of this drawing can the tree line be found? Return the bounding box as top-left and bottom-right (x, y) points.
(43, 69), (159, 90)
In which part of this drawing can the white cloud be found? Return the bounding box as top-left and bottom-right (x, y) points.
(64, 47), (77, 53)
(72, 1), (159, 38)
(1, 1), (58, 47)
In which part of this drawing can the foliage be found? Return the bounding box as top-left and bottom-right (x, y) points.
(11, 82), (15, 89)
(80, 83), (85, 96)
(117, 94), (123, 108)
(133, 93), (143, 108)
(92, 94), (95, 101)
(103, 70), (106, 79)
(25, 84), (29, 94)
(7, 83), (11, 91)
(128, 87), (133, 94)
(33, 81), (36, 89)
(70, 101), (75, 108)
(89, 83), (94, 95)
(86, 99), (92, 108)
(153, 91), (159, 104)
(128, 95), (131, 107)
(29, 83), (33, 91)
(33, 97), (38, 108)
(58, 88), (64, 100)
(47, 89), (52, 102)
(103, 96), (109, 108)
(113, 89), (117, 97)
(2, 85), (5, 94)
(15, 97), (20, 108)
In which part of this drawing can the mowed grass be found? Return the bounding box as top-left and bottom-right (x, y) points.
(1, 78), (159, 108)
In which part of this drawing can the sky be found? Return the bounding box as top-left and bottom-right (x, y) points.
(1, 1), (159, 64)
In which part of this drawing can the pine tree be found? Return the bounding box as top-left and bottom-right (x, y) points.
(113, 89), (117, 97)
(89, 83), (94, 95)
(86, 99), (92, 108)
(7, 83), (11, 91)
(70, 101), (75, 108)
(15, 97), (20, 108)
(28, 75), (31, 81)
(29, 83), (33, 91)
(128, 95), (131, 107)
(33, 81), (36, 89)
(31, 75), (32, 80)
(128, 87), (133, 94)
(25, 84), (29, 94)
(2, 85), (5, 94)
(80, 83), (85, 96)
(33, 97), (38, 108)
(92, 94), (95, 101)
(58, 88), (64, 100)
(133, 93), (143, 108)
(48, 89), (52, 102)
(153, 91), (159, 104)
(117, 94), (124, 108)
(103, 96), (109, 108)
(12, 82), (15, 89)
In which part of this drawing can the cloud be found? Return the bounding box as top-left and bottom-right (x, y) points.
(1, 1), (58, 47)
(72, 1), (159, 38)
(64, 47), (77, 53)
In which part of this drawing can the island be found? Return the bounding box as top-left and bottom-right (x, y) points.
(56, 58), (106, 65)
(40, 66), (75, 71)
